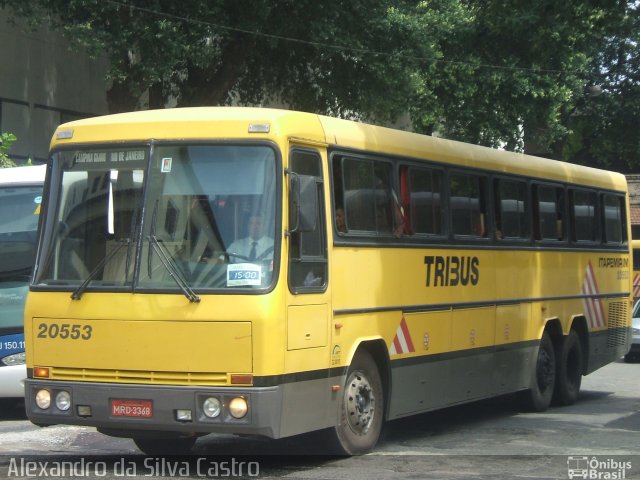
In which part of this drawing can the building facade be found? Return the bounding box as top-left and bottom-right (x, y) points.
(0, 9), (109, 165)
(626, 175), (640, 238)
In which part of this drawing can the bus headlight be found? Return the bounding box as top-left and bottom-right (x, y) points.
(1, 352), (26, 366)
(203, 397), (222, 418)
(35, 389), (51, 410)
(55, 391), (72, 411)
(228, 397), (248, 419)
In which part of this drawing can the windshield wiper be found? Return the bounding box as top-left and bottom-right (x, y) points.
(147, 200), (200, 303)
(147, 234), (200, 303)
(71, 239), (129, 300)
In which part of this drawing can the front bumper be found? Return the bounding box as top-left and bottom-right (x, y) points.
(24, 379), (283, 439)
(0, 364), (26, 398)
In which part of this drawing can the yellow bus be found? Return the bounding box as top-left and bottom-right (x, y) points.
(24, 108), (632, 455)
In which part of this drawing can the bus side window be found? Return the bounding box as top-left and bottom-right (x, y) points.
(407, 165), (443, 236)
(332, 157), (347, 234)
(602, 193), (626, 245)
(450, 171), (488, 238)
(494, 178), (529, 240)
(289, 149), (327, 293)
(339, 156), (402, 237)
(342, 157), (377, 232)
(571, 189), (599, 243)
(533, 184), (565, 241)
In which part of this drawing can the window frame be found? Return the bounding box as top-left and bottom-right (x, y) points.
(448, 169), (490, 241)
(601, 192), (627, 246)
(493, 176), (531, 242)
(403, 164), (446, 238)
(570, 188), (600, 244)
(288, 147), (328, 295)
(532, 182), (567, 244)
(331, 152), (401, 238)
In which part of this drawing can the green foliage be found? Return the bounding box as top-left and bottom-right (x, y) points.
(0, 132), (17, 168)
(1, 0), (638, 169)
(0, 0), (424, 118)
(408, 0), (638, 165)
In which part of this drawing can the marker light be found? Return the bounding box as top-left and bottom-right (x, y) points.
(248, 123), (270, 133)
(55, 391), (71, 411)
(228, 397), (248, 419)
(56, 129), (74, 140)
(35, 389), (51, 410)
(203, 397), (222, 418)
(230, 374), (253, 385)
(34, 367), (50, 378)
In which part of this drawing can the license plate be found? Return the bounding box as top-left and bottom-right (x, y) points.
(111, 399), (153, 418)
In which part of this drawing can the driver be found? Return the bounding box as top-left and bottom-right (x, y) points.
(226, 214), (274, 263)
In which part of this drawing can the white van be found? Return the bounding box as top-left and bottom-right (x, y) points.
(0, 164), (45, 398)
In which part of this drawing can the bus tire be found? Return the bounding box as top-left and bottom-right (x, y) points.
(624, 353), (637, 363)
(553, 330), (583, 406)
(133, 436), (196, 455)
(520, 332), (556, 412)
(332, 350), (384, 455)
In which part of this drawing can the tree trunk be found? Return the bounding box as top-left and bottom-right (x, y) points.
(178, 35), (254, 107)
(148, 82), (165, 110)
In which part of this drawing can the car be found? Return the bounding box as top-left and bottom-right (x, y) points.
(0, 164), (45, 398)
(624, 299), (640, 363)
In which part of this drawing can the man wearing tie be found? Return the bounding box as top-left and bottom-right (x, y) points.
(227, 214), (273, 263)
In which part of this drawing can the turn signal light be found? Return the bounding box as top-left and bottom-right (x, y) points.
(34, 367), (50, 378)
(230, 374), (253, 385)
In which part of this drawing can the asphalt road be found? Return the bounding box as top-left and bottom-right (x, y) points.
(0, 359), (638, 479)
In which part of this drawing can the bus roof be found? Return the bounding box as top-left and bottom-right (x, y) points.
(0, 164), (46, 186)
(51, 107), (627, 192)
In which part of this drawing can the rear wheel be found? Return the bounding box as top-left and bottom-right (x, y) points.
(553, 330), (583, 406)
(520, 332), (556, 412)
(330, 350), (384, 455)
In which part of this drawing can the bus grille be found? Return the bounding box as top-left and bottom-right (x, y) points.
(49, 367), (229, 386)
(606, 301), (629, 348)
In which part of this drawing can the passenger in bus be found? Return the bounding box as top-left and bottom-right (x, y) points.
(335, 206), (347, 233)
(227, 214), (274, 263)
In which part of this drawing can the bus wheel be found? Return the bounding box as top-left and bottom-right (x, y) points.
(333, 350), (384, 455)
(520, 332), (556, 412)
(553, 330), (583, 406)
(133, 436), (196, 455)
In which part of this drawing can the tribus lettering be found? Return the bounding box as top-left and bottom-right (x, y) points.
(424, 256), (479, 287)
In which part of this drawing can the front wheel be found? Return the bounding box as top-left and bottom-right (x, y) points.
(133, 436), (197, 455)
(330, 350), (384, 455)
(519, 331), (556, 412)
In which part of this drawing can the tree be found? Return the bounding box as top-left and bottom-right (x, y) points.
(0, 0), (444, 123)
(1, 0), (638, 169)
(409, 0), (640, 169)
(0, 133), (17, 168)
(559, 2), (640, 170)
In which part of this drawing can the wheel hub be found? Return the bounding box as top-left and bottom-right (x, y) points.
(345, 372), (376, 435)
(537, 348), (554, 391)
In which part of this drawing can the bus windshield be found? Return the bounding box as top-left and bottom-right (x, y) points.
(0, 183), (42, 329)
(36, 144), (278, 293)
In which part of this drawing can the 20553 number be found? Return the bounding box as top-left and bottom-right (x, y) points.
(37, 323), (93, 340)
